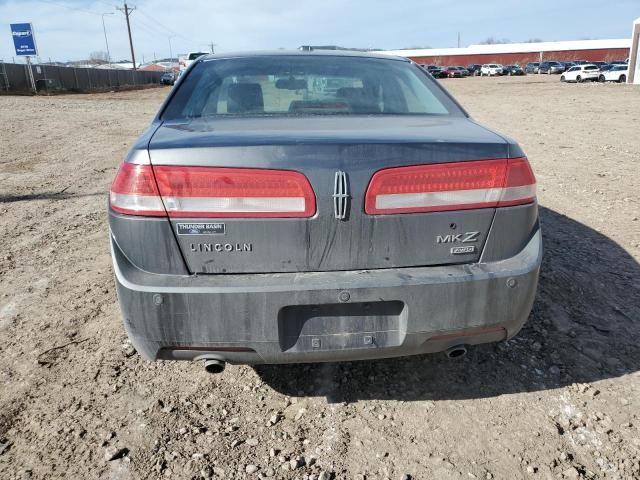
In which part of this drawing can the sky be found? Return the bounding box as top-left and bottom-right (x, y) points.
(0, 0), (638, 63)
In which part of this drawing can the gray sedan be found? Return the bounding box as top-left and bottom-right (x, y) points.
(108, 51), (541, 372)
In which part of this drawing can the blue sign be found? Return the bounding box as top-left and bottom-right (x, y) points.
(10, 23), (38, 56)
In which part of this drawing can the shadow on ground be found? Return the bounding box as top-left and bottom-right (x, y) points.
(0, 191), (105, 203)
(255, 206), (640, 402)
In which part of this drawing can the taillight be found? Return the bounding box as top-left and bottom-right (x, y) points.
(365, 157), (536, 215)
(153, 166), (316, 218)
(110, 163), (166, 216)
(110, 163), (316, 218)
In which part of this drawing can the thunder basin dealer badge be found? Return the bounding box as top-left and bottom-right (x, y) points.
(177, 223), (225, 235)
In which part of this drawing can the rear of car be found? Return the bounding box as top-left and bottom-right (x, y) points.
(503, 65), (524, 76)
(561, 65), (600, 83)
(160, 72), (175, 85)
(109, 52), (541, 366)
(525, 62), (539, 74)
(580, 64), (601, 81)
(539, 61), (564, 74)
(467, 64), (482, 76)
(443, 67), (462, 78)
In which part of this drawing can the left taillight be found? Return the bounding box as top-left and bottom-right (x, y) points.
(110, 163), (316, 218)
(110, 163), (167, 217)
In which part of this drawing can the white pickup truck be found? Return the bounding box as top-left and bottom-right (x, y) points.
(179, 52), (209, 71)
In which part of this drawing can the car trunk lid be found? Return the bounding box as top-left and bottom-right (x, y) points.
(148, 115), (511, 274)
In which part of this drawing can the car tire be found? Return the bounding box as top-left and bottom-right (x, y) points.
(619, 74), (626, 83)
(576, 75), (582, 83)
(599, 75), (605, 83)
(560, 75), (565, 82)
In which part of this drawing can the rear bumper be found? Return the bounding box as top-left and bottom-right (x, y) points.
(112, 228), (542, 364)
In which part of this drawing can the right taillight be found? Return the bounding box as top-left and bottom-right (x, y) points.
(364, 157), (536, 215)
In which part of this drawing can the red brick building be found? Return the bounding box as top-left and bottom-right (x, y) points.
(379, 39), (630, 66)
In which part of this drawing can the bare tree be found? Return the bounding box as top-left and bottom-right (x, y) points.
(479, 37), (510, 45)
(89, 51), (110, 64)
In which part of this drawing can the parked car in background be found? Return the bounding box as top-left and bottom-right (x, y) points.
(598, 64), (628, 83)
(108, 50), (541, 369)
(425, 65), (446, 78)
(560, 61), (576, 71)
(453, 66), (471, 77)
(525, 62), (540, 74)
(502, 65), (525, 76)
(160, 72), (176, 85)
(572, 60), (588, 65)
(467, 64), (482, 76)
(590, 61), (609, 68)
(560, 64), (600, 83)
(538, 61), (565, 74)
(480, 64), (503, 76)
(442, 66), (463, 78)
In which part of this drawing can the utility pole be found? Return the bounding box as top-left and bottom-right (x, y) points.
(101, 12), (114, 64)
(169, 35), (175, 62)
(457, 32), (461, 48)
(117, 2), (137, 70)
(208, 42), (216, 54)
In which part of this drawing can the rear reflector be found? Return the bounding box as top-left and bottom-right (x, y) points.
(110, 163), (316, 218)
(365, 157), (536, 214)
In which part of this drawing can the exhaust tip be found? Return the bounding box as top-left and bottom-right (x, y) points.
(445, 345), (467, 359)
(204, 358), (226, 374)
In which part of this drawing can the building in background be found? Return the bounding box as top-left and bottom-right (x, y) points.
(378, 39), (630, 66)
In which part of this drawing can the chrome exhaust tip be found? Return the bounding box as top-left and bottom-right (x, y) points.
(203, 358), (226, 374)
(445, 345), (468, 359)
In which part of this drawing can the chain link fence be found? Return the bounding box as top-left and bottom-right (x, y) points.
(0, 61), (163, 94)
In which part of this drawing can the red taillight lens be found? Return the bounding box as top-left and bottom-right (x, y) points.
(110, 163), (166, 216)
(110, 163), (316, 218)
(496, 157), (537, 207)
(365, 157), (536, 215)
(153, 166), (316, 218)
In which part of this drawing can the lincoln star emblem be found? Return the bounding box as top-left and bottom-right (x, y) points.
(333, 171), (349, 220)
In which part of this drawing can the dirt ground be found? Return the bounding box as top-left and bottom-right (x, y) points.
(0, 75), (639, 480)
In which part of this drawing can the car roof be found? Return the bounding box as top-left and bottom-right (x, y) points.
(198, 49), (410, 63)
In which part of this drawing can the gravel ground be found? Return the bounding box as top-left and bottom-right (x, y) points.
(0, 76), (639, 480)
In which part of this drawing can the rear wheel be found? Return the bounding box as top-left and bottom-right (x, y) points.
(619, 74), (626, 83)
(576, 75), (582, 83)
(599, 75), (605, 82)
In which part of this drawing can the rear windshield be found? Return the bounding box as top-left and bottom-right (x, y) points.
(161, 55), (463, 119)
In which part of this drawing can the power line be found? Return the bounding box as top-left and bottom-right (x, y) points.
(136, 8), (191, 42)
(34, 0), (102, 16)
